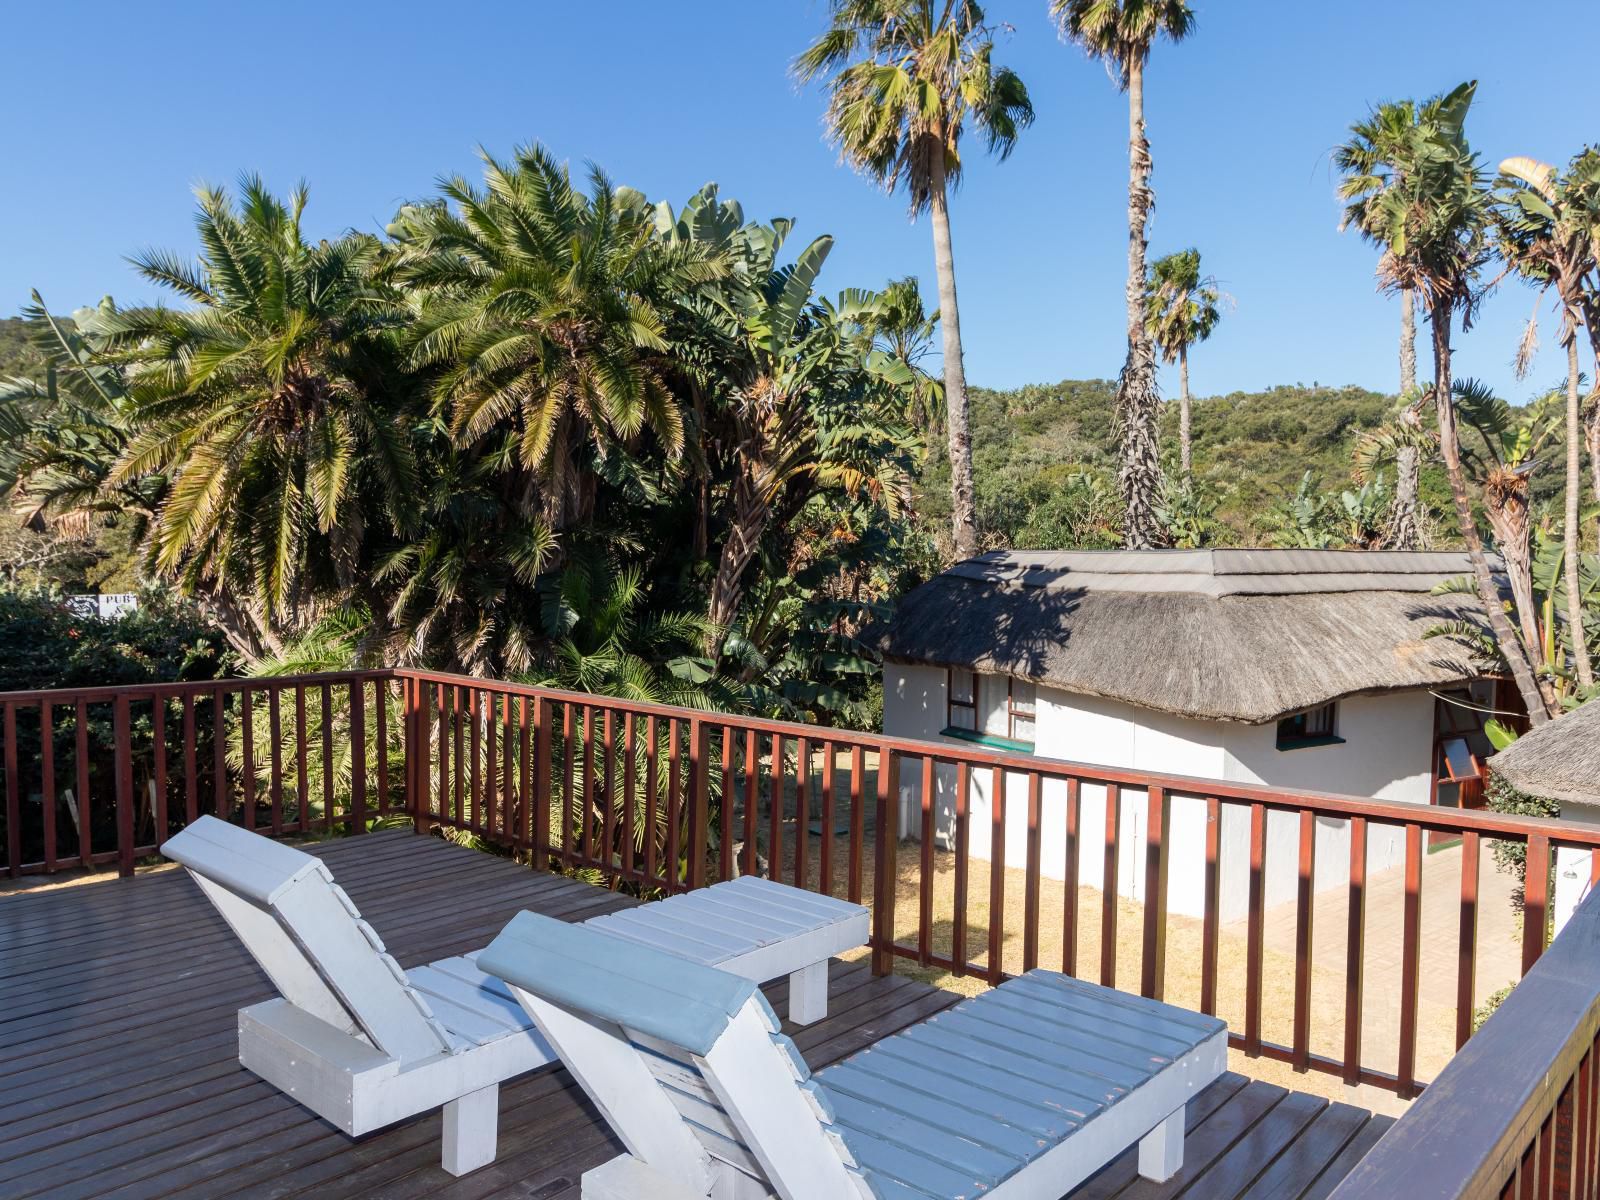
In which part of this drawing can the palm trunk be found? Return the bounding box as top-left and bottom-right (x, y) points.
(1400, 287), (1418, 394)
(1564, 332), (1593, 687)
(705, 469), (767, 656)
(1389, 289), (1423, 549)
(928, 151), (977, 560)
(1589, 393), (1600, 519)
(1116, 58), (1165, 548)
(1431, 310), (1551, 724)
(1178, 345), (1192, 481)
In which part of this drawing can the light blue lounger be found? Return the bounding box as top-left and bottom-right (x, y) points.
(480, 911), (1228, 1200)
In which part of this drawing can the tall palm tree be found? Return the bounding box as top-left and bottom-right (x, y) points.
(1144, 248), (1220, 480)
(795, 1), (1033, 560)
(1362, 82), (1551, 723)
(103, 178), (415, 655)
(1336, 99), (1443, 549)
(389, 143), (724, 532)
(1495, 151), (1600, 688)
(1052, 0), (1194, 548)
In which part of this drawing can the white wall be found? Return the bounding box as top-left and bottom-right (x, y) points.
(1554, 804), (1600, 933)
(883, 661), (1440, 923)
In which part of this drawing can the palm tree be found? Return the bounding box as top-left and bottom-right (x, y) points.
(1144, 248), (1221, 480)
(1495, 151), (1600, 688)
(697, 225), (915, 652)
(1336, 98), (1441, 549)
(1361, 82), (1551, 723)
(795, 1), (1034, 560)
(0, 294), (158, 543)
(389, 143), (724, 532)
(1052, 0), (1194, 548)
(102, 178), (415, 656)
(1452, 378), (1561, 668)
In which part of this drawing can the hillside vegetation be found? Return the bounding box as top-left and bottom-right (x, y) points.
(914, 377), (1458, 549)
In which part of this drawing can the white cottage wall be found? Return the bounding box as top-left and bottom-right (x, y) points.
(883, 661), (1442, 926)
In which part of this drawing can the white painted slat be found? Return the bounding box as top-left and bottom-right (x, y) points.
(719, 875), (866, 921)
(407, 966), (533, 1032)
(581, 915), (730, 964)
(589, 908), (753, 959)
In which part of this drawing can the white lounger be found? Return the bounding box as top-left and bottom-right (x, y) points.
(480, 912), (1229, 1200)
(160, 817), (867, 1176)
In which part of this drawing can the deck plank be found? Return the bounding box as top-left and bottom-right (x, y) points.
(0, 829), (1384, 1199)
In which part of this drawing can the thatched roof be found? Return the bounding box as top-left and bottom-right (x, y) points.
(1490, 701), (1600, 808)
(884, 549), (1494, 724)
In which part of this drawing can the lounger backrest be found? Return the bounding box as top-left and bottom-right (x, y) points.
(162, 817), (455, 1063)
(480, 911), (871, 1200)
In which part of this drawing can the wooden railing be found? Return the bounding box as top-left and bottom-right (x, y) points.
(1330, 880), (1600, 1199)
(5, 666), (1599, 1101)
(0, 671), (403, 876)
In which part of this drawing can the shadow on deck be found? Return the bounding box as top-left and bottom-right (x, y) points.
(0, 830), (1390, 1199)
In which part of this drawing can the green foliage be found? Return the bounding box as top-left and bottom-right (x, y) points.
(0, 586), (228, 693)
(0, 587), (231, 863)
(917, 378), (1430, 549)
(103, 179), (416, 635)
(1262, 470), (1392, 549)
(793, 0), (1034, 214)
(1484, 771), (1559, 902)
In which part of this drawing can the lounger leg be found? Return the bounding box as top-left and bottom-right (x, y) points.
(788, 960), (828, 1025)
(441, 1084), (499, 1176)
(1138, 1108), (1185, 1182)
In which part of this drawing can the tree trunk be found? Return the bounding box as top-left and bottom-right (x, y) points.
(1564, 331), (1594, 687)
(1388, 289), (1423, 550)
(1178, 345), (1192, 482)
(1116, 58), (1165, 548)
(1431, 310), (1552, 724)
(928, 152), (978, 560)
(1400, 287), (1418, 395)
(1589, 391), (1600, 517)
(706, 464), (767, 654)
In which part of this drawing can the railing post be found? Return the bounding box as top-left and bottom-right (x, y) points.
(114, 695), (135, 877)
(533, 694), (552, 870)
(871, 743), (898, 976)
(349, 680), (367, 833)
(3, 702), (19, 878)
(1141, 786), (1169, 1001)
(687, 716), (708, 892)
(405, 676), (425, 832)
(1526, 834), (1552, 974)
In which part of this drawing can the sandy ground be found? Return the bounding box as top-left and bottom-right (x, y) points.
(781, 823), (1521, 1117)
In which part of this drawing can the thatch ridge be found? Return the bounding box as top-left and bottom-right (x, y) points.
(1490, 701), (1600, 809)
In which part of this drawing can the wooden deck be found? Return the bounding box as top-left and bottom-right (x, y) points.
(0, 829), (1392, 1199)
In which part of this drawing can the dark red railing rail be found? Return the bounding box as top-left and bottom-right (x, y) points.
(4, 666), (1598, 1100)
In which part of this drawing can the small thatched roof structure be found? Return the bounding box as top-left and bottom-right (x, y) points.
(1490, 702), (1600, 809)
(884, 549), (1494, 724)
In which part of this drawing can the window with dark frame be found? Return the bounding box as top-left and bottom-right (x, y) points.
(1276, 701), (1339, 749)
(947, 667), (976, 731)
(945, 669), (1036, 748)
(1008, 679), (1037, 744)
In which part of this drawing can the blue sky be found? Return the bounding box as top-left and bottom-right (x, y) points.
(2, 0), (1593, 402)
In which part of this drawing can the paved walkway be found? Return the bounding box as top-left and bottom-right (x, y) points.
(1224, 839), (1521, 1112)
